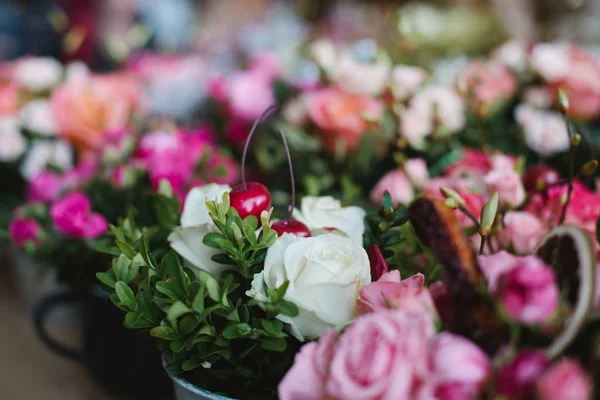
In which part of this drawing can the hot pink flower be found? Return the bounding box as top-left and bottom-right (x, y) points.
(356, 270), (437, 317)
(457, 60), (518, 117)
(206, 154), (239, 185)
(63, 157), (99, 190)
(496, 257), (560, 324)
(445, 148), (491, 184)
(495, 350), (549, 399)
(9, 217), (41, 247)
(50, 192), (108, 239)
(308, 87), (382, 152)
(326, 309), (435, 400)
(536, 359), (592, 400)
(370, 169), (414, 206)
(428, 333), (490, 400)
(499, 211), (546, 254)
(366, 244), (389, 281)
(27, 171), (62, 203)
(51, 73), (140, 152)
(278, 330), (337, 400)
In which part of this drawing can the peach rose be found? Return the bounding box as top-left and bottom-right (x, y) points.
(307, 88), (382, 152)
(50, 73), (140, 152)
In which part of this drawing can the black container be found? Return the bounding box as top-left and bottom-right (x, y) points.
(34, 286), (173, 400)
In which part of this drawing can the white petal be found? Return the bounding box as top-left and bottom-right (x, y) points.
(180, 184), (231, 227)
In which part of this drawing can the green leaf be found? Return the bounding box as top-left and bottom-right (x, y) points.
(113, 254), (132, 282)
(150, 326), (177, 340)
(211, 253), (237, 265)
(279, 300), (299, 317)
(136, 291), (161, 323)
(226, 309), (240, 322)
(167, 301), (191, 326)
(203, 232), (224, 249)
(116, 240), (136, 259)
(382, 191), (393, 211)
(244, 215), (258, 231)
(198, 271), (221, 302)
(155, 282), (179, 300)
(222, 324), (241, 339)
(192, 285), (206, 313)
(181, 359), (202, 371)
(261, 319), (283, 335)
(169, 340), (186, 352)
(179, 315), (201, 335)
(115, 281), (137, 310)
(96, 272), (116, 288)
(260, 336), (287, 352)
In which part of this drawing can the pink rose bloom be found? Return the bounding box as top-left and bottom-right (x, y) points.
(9, 217), (41, 247)
(499, 211), (546, 254)
(457, 60), (517, 116)
(496, 257), (560, 324)
(428, 333), (490, 400)
(227, 72), (275, 121)
(326, 309), (435, 400)
(547, 46), (600, 121)
(483, 167), (525, 207)
(27, 171), (62, 203)
(366, 244), (389, 281)
(370, 169), (414, 206)
(536, 359), (592, 400)
(51, 73), (140, 152)
(405, 158), (430, 189)
(0, 81), (19, 116)
(63, 157), (99, 190)
(357, 270), (436, 317)
(249, 52), (281, 82)
(205, 154), (239, 185)
(478, 251), (523, 291)
(495, 350), (549, 399)
(278, 330), (337, 400)
(50, 192), (108, 239)
(308, 88), (382, 152)
(445, 148), (491, 185)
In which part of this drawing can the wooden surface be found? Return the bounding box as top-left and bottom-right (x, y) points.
(0, 252), (115, 400)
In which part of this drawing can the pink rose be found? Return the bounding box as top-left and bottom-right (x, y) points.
(9, 217), (41, 247)
(51, 73), (140, 152)
(326, 309), (435, 400)
(428, 333), (490, 400)
(205, 154), (239, 185)
(227, 72), (275, 121)
(50, 192), (108, 239)
(496, 257), (560, 324)
(483, 167), (525, 207)
(495, 350), (549, 399)
(357, 270), (436, 317)
(370, 169), (414, 206)
(0, 81), (19, 116)
(457, 60), (518, 117)
(405, 158), (430, 189)
(278, 330), (337, 400)
(27, 171), (62, 203)
(478, 251), (522, 291)
(249, 52), (281, 82)
(308, 88), (382, 152)
(63, 157), (99, 190)
(499, 211), (546, 254)
(445, 148), (491, 184)
(536, 359), (592, 400)
(366, 244), (389, 281)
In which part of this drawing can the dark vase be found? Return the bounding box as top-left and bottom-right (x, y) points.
(34, 285), (173, 400)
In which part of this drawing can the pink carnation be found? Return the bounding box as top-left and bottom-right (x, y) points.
(9, 217), (41, 247)
(227, 72), (275, 121)
(370, 169), (414, 206)
(495, 350), (550, 399)
(27, 171), (62, 203)
(50, 192), (108, 239)
(499, 211), (546, 254)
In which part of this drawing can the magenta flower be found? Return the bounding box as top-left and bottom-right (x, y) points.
(366, 244), (389, 281)
(9, 217), (41, 247)
(495, 350), (549, 399)
(27, 171), (62, 203)
(50, 192), (108, 239)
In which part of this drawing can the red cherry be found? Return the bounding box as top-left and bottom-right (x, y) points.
(522, 165), (560, 193)
(272, 219), (311, 237)
(229, 182), (272, 220)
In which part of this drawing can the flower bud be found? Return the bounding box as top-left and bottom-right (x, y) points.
(440, 186), (466, 208)
(579, 160), (598, 177)
(443, 197), (458, 209)
(557, 88), (569, 113)
(480, 192), (499, 234)
(570, 133), (581, 147)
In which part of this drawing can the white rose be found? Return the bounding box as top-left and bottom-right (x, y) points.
(493, 41), (527, 72)
(13, 57), (63, 92)
(168, 184), (233, 279)
(331, 50), (391, 96)
(246, 233), (371, 341)
(390, 65), (427, 100)
(20, 140), (73, 180)
(515, 104), (569, 156)
(65, 61), (90, 83)
(0, 117), (26, 162)
(20, 99), (57, 136)
(530, 43), (570, 82)
(310, 39), (337, 73)
(292, 196), (365, 246)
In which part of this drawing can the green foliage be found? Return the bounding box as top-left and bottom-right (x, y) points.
(99, 192), (301, 399)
